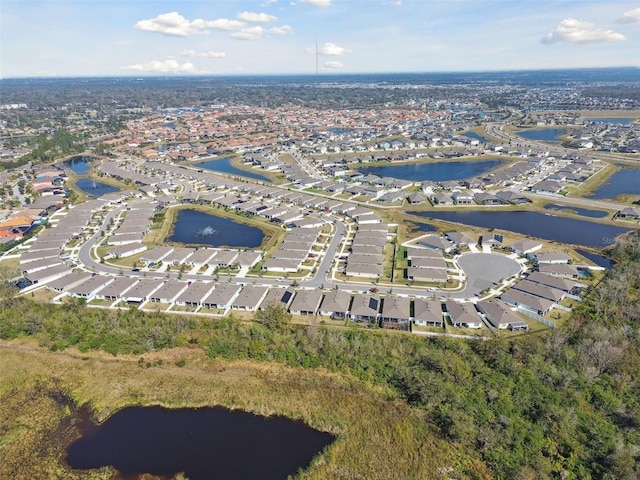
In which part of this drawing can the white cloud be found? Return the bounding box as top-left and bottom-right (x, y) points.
(260, 0), (277, 5)
(269, 25), (294, 35)
(208, 19), (247, 31)
(135, 12), (206, 37)
(181, 50), (226, 58)
(320, 42), (350, 56)
(300, 0), (332, 7)
(230, 26), (265, 40)
(122, 59), (198, 73)
(617, 8), (640, 24)
(541, 18), (626, 44)
(134, 12), (246, 36)
(323, 60), (343, 69)
(237, 12), (277, 23)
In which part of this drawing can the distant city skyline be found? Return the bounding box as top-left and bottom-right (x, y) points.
(1, 0), (639, 78)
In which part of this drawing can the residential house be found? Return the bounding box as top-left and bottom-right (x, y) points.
(67, 275), (115, 301)
(418, 234), (454, 253)
(508, 239), (543, 256)
(477, 299), (528, 330)
(349, 293), (381, 324)
(319, 290), (352, 320)
(380, 295), (410, 330)
(445, 299), (482, 328)
(260, 287), (295, 310)
(501, 288), (554, 315)
(530, 251), (572, 264)
(452, 191), (474, 205)
(413, 298), (444, 327)
(148, 279), (188, 304)
(202, 284), (242, 310)
(537, 263), (580, 279)
(289, 289), (324, 315)
(231, 285), (269, 311)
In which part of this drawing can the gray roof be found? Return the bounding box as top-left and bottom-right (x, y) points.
(345, 262), (383, 277)
(149, 279), (188, 302)
(202, 283), (241, 308)
(406, 247), (443, 260)
(231, 285), (269, 309)
(501, 289), (554, 313)
(445, 299), (481, 326)
(175, 282), (215, 305)
(477, 299), (524, 328)
(407, 266), (448, 282)
(95, 276), (139, 298)
(260, 287), (295, 309)
(68, 275), (115, 296)
(526, 271), (577, 293)
(46, 271), (93, 291)
(121, 278), (164, 302)
(289, 288), (323, 314)
(413, 298), (443, 324)
(350, 293), (381, 317)
(319, 290), (352, 315)
(381, 295), (410, 320)
(513, 279), (565, 302)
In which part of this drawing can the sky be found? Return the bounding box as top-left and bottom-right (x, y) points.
(1, 0), (639, 78)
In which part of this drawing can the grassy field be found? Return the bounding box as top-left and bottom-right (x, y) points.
(0, 341), (490, 480)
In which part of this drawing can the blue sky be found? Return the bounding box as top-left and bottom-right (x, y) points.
(1, 0), (639, 78)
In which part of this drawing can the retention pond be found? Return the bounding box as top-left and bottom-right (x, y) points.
(169, 209), (265, 248)
(66, 405), (335, 480)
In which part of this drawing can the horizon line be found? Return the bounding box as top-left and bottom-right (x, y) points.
(1, 65), (639, 81)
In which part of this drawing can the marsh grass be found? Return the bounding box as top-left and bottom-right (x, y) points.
(0, 344), (483, 480)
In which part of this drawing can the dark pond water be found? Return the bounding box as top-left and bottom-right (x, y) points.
(170, 209), (264, 248)
(63, 156), (92, 174)
(198, 158), (272, 183)
(65, 405), (335, 480)
(575, 249), (614, 269)
(543, 203), (609, 219)
(463, 131), (490, 143)
(329, 128), (353, 134)
(586, 166), (640, 200)
(357, 159), (503, 182)
(75, 178), (119, 196)
(516, 128), (566, 143)
(407, 221), (436, 233)
(408, 210), (635, 248)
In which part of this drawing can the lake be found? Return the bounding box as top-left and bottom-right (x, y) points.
(198, 158), (272, 183)
(516, 128), (566, 143)
(586, 166), (640, 200)
(329, 128), (353, 134)
(170, 209), (264, 248)
(407, 221), (436, 233)
(65, 405), (335, 480)
(575, 249), (614, 269)
(463, 131), (490, 143)
(408, 210), (635, 248)
(357, 159), (503, 182)
(543, 203), (609, 219)
(75, 178), (119, 196)
(63, 156), (92, 174)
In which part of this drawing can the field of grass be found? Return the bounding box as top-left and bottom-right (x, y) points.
(0, 342), (488, 480)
